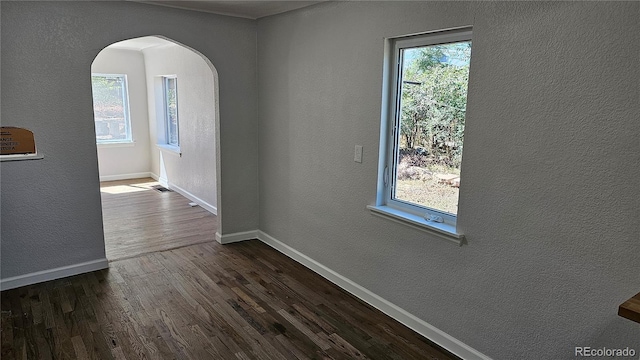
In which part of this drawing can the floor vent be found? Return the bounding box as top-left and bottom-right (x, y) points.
(153, 185), (173, 193)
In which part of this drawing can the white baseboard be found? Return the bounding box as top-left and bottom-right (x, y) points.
(149, 173), (169, 187)
(215, 230), (259, 244)
(1, 227), (488, 358)
(149, 173), (217, 215)
(256, 230), (491, 360)
(0, 258), (109, 291)
(167, 182), (218, 215)
(100, 172), (153, 182)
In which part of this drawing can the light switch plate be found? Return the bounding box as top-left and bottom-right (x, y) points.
(354, 145), (363, 163)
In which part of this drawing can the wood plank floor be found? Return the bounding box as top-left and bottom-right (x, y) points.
(100, 178), (217, 260)
(2, 178), (458, 359)
(1, 241), (457, 359)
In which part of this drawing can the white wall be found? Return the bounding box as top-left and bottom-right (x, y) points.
(143, 42), (217, 210)
(90, 41), (217, 211)
(1, 1), (257, 283)
(91, 47), (151, 180)
(257, 1), (639, 359)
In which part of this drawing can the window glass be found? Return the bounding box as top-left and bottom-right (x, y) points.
(164, 77), (179, 146)
(91, 74), (131, 143)
(389, 34), (472, 218)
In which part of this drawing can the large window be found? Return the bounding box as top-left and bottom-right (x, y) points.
(91, 74), (132, 144)
(374, 28), (472, 235)
(163, 76), (180, 147)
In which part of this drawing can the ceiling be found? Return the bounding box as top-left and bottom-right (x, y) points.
(108, 36), (174, 51)
(136, 1), (326, 19)
(110, 2), (327, 51)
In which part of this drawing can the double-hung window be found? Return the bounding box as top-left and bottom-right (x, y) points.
(162, 76), (180, 147)
(91, 74), (132, 144)
(371, 28), (472, 242)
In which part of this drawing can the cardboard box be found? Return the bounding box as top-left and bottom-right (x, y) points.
(1, 127), (36, 155)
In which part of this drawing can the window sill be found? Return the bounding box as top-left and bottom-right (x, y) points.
(0, 153), (44, 162)
(367, 205), (465, 245)
(156, 144), (181, 157)
(97, 141), (135, 148)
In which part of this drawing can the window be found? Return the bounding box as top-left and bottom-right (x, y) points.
(371, 28), (472, 240)
(91, 74), (132, 143)
(163, 76), (179, 147)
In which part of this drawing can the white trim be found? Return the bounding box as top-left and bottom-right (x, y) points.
(1, 227), (487, 357)
(215, 230), (259, 244)
(0, 258), (109, 291)
(156, 144), (181, 156)
(150, 173), (169, 187)
(97, 141), (135, 148)
(92, 73), (133, 144)
(162, 76), (180, 148)
(368, 205), (464, 245)
(99, 172), (153, 182)
(393, 27), (473, 49)
(377, 28), (472, 232)
(0, 153), (44, 162)
(149, 173), (217, 215)
(166, 182), (217, 215)
(256, 230), (490, 360)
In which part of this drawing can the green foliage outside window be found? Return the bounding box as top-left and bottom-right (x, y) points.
(399, 42), (471, 169)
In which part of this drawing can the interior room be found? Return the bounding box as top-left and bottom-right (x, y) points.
(1, 1), (638, 359)
(92, 36), (219, 259)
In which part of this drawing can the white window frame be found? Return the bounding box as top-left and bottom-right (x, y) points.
(369, 28), (472, 244)
(163, 75), (180, 148)
(91, 73), (133, 145)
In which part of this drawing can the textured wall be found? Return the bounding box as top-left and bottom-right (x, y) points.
(143, 42), (217, 208)
(2, 1), (638, 357)
(257, 2), (640, 358)
(0, 1), (258, 279)
(92, 47), (151, 178)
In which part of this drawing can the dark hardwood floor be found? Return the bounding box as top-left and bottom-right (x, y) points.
(2, 180), (458, 360)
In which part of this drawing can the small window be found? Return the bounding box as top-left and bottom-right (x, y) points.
(163, 76), (180, 147)
(91, 74), (132, 144)
(377, 28), (472, 228)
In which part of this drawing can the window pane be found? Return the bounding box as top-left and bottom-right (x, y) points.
(393, 41), (471, 215)
(165, 77), (179, 146)
(91, 75), (130, 143)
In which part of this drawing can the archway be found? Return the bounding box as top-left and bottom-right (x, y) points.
(91, 35), (221, 260)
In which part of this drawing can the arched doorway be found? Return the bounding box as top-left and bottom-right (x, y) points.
(91, 36), (221, 260)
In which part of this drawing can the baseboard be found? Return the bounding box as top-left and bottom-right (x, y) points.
(149, 173), (168, 187)
(0, 258), (109, 291)
(149, 173), (217, 215)
(99, 172), (152, 182)
(256, 230), (491, 360)
(215, 230), (259, 244)
(168, 183), (218, 215)
(1, 229), (488, 358)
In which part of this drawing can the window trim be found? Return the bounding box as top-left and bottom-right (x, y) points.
(162, 76), (180, 148)
(371, 27), (472, 243)
(91, 73), (133, 145)
(367, 205), (464, 245)
(156, 143), (182, 157)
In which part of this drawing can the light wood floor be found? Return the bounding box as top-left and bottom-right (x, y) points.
(100, 178), (217, 260)
(1, 179), (457, 359)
